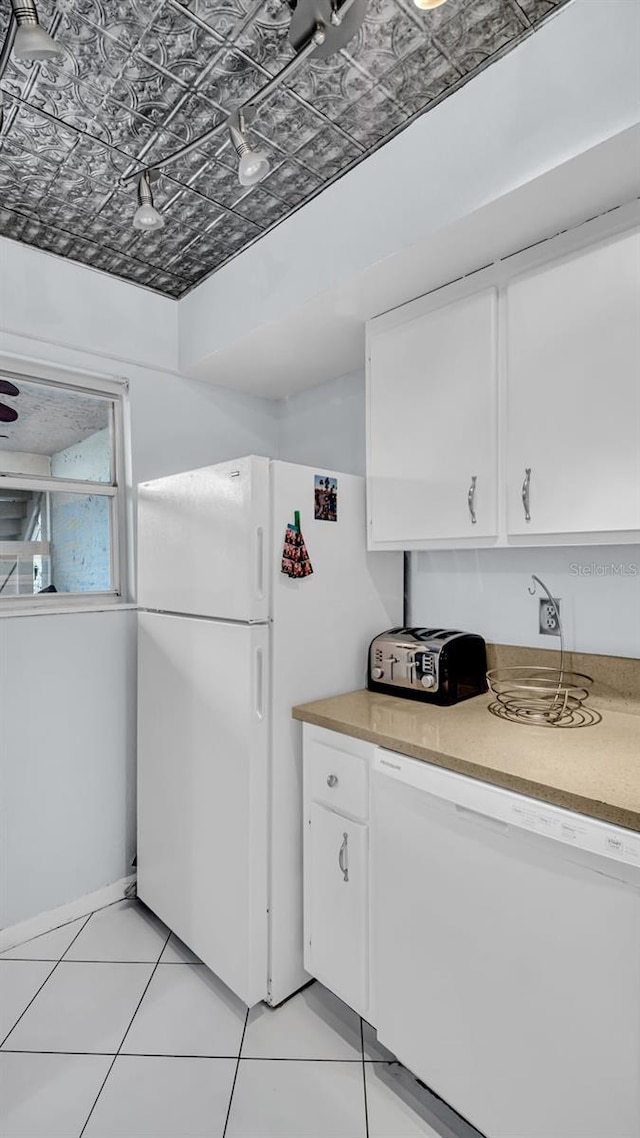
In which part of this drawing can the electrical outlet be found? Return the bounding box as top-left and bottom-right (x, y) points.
(539, 598), (561, 636)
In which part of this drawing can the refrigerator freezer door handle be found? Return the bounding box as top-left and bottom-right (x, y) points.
(255, 527), (265, 601)
(255, 647), (264, 719)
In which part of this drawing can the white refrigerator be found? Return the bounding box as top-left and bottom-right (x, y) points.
(136, 456), (402, 1008)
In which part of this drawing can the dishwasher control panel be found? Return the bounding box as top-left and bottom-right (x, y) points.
(374, 750), (640, 869)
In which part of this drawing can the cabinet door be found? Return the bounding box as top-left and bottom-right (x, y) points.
(305, 804), (368, 1016)
(368, 289), (498, 546)
(506, 232), (640, 537)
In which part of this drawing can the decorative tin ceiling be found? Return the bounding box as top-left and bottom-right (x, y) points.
(0, 0), (569, 298)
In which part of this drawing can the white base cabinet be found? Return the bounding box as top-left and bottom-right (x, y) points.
(307, 804), (368, 1016)
(302, 724), (375, 1019)
(302, 724), (640, 1138)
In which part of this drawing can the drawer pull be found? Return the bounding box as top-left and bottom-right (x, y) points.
(338, 832), (349, 882)
(327, 774), (338, 788)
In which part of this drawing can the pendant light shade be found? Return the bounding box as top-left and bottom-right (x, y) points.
(10, 1), (62, 61)
(229, 124), (270, 187)
(133, 171), (164, 232)
(412, 0), (449, 9)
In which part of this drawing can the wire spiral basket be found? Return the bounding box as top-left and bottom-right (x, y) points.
(487, 576), (601, 729)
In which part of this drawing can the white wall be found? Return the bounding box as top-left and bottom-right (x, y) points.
(278, 370), (365, 476)
(179, 0), (640, 383)
(0, 237), (178, 374)
(0, 242), (279, 929)
(410, 548), (640, 659)
(0, 610), (137, 927)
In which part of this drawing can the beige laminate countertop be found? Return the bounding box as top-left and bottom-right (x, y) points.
(292, 690), (640, 832)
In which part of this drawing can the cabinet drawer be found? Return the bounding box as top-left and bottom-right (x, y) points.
(304, 725), (373, 821)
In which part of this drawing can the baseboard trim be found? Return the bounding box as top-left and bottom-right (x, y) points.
(0, 875), (137, 953)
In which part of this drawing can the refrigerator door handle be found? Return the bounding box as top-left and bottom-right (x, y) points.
(255, 647), (264, 720)
(255, 526), (265, 602)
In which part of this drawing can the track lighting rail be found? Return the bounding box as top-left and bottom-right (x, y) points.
(0, 14), (16, 79)
(119, 14), (334, 188)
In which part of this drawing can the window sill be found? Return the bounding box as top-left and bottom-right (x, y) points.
(0, 601), (138, 619)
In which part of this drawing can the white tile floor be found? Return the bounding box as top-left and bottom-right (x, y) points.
(0, 899), (479, 1138)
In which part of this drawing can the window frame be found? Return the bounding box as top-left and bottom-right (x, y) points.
(0, 367), (130, 613)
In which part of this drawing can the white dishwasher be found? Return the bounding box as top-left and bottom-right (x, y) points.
(372, 749), (640, 1138)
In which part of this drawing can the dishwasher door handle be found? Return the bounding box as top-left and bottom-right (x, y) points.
(455, 803), (510, 834)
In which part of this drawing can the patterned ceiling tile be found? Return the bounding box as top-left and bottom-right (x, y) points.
(253, 89), (319, 151)
(352, 0), (426, 73)
(56, 0), (167, 53)
(136, 10), (216, 88)
(0, 123), (68, 175)
(382, 42), (463, 112)
(107, 55), (188, 125)
(513, 0), (557, 19)
(19, 218), (82, 259)
(46, 24), (131, 97)
(235, 4), (296, 77)
(196, 48), (266, 107)
(176, 0), (261, 36)
(151, 91), (225, 151)
(0, 0), (571, 296)
(162, 184), (249, 235)
(186, 156), (248, 208)
(435, 0), (528, 73)
(0, 206), (28, 242)
(289, 50), (374, 119)
(335, 81), (407, 148)
(260, 157), (323, 206)
(231, 186), (290, 226)
(293, 127), (362, 181)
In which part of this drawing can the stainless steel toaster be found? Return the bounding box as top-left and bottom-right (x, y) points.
(367, 627), (487, 706)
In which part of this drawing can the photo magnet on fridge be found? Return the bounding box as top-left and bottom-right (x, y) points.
(281, 511), (313, 579)
(314, 475), (337, 522)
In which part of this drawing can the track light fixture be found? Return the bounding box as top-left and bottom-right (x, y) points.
(228, 117), (270, 187)
(133, 171), (164, 233)
(10, 0), (63, 62)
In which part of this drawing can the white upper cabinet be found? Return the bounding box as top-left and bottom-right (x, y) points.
(366, 224), (640, 549)
(506, 232), (640, 538)
(367, 290), (498, 547)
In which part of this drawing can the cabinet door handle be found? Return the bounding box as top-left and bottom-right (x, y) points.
(327, 774), (338, 788)
(338, 832), (349, 882)
(521, 467), (531, 522)
(467, 475), (477, 525)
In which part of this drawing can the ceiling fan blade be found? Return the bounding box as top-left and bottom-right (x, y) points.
(0, 379), (20, 397)
(0, 402), (19, 423)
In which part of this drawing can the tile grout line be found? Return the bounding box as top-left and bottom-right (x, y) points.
(222, 1006), (250, 1138)
(2, 958), (201, 965)
(361, 1018), (370, 1138)
(77, 928), (173, 1138)
(0, 896), (133, 957)
(0, 912), (94, 1050)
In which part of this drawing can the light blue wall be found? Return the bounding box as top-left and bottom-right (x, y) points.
(0, 610), (136, 927)
(277, 370), (365, 476)
(410, 547), (640, 659)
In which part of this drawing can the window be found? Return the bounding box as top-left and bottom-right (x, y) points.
(0, 369), (128, 607)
